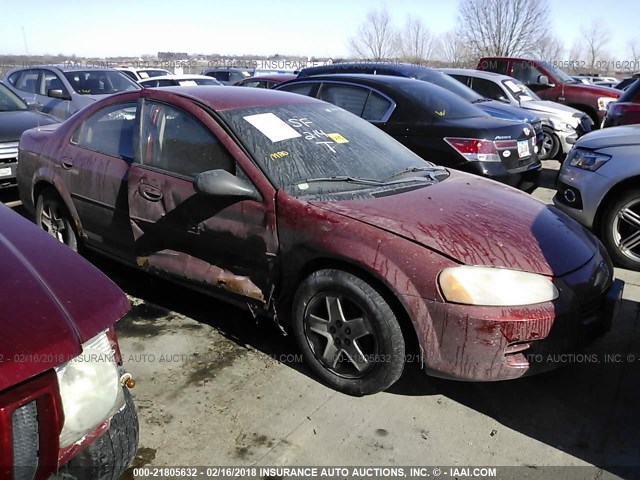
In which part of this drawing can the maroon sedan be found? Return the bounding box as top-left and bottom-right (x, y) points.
(17, 87), (623, 396)
(0, 205), (137, 478)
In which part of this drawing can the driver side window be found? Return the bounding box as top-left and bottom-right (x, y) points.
(138, 100), (235, 177)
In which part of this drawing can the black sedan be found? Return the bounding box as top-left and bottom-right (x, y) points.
(276, 74), (541, 191)
(0, 81), (58, 189)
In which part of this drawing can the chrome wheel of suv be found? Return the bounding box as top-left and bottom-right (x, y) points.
(602, 189), (640, 271)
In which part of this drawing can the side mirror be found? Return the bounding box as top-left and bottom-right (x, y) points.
(497, 95), (510, 103)
(26, 102), (43, 111)
(193, 169), (261, 201)
(48, 89), (71, 100)
(537, 75), (552, 87)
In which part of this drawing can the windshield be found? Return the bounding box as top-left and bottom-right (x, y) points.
(501, 79), (540, 102)
(0, 83), (27, 111)
(63, 70), (140, 95)
(537, 62), (576, 84)
(416, 69), (484, 102)
(219, 103), (446, 195)
(397, 80), (489, 121)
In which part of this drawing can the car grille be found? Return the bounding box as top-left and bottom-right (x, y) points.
(0, 141), (19, 163)
(12, 402), (39, 480)
(574, 113), (593, 137)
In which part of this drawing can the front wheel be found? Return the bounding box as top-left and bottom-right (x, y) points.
(35, 188), (78, 251)
(600, 189), (640, 271)
(539, 126), (560, 161)
(292, 269), (406, 396)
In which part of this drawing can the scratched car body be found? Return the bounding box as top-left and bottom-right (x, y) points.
(17, 87), (623, 396)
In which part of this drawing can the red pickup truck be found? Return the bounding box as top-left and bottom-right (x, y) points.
(477, 57), (620, 127)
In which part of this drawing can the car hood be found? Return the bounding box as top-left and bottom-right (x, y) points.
(568, 83), (620, 97)
(311, 171), (597, 277)
(0, 206), (130, 392)
(520, 100), (582, 118)
(0, 110), (59, 143)
(478, 100), (540, 123)
(576, 125), (640, 149)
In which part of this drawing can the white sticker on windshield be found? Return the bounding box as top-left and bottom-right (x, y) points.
(504, 80), (523, 93)
(244, 113), (302, 143)
(297, 183), (309, 190)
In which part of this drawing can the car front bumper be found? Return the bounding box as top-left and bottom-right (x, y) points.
(553, 162), (616, 229)
(404, 252), (623, 381)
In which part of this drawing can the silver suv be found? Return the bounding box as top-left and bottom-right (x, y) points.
(554, 125), (640, 270)
(442, 68), (593, 161)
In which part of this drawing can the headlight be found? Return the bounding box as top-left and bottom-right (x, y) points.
(55, 330), (123, 448)
(597, 97), (616, 111)
(439, 266), (558, 306)
(568, 148), (611, 171)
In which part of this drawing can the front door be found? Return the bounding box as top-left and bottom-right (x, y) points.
(127, 98), (278, 305)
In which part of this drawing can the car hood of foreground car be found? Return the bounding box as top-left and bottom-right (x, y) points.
(311, 171), (598, 277)
(574, 124), (640, 150)
(0, 110), (59, 142)
(0, 206), (130, 391)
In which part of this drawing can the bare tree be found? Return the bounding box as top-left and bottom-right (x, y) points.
(458, 0), (550, 58)
(532, 34), (564, 62)
(581, 21), (610, 72)
(348, 8), (397, 60)
(437, 29), (473, 67)
(629, 40), (640, 73)
(397, 16), (435, 64)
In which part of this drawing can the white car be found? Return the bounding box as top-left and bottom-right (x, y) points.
(138, 74), (223, 88)
(116, 67), (173, 82)
(442, 68), (593, 160)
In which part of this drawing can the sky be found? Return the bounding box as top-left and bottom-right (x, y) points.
(0, 0), (638, 60)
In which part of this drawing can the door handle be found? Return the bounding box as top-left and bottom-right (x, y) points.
(61, 159), (73, 170)
(138, 184), (163, 202)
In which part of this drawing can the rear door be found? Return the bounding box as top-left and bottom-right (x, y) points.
(127, 94), (278, 305)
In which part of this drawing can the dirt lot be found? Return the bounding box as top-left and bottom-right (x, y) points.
(4, 161), (640, 479)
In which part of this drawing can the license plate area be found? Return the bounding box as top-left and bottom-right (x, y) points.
(0, 167), (12, 178)
(517, 140), (531, 158)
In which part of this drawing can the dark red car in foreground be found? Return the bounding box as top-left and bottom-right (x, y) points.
(0, 205), (137, 478)
(17, 87), (623, 396)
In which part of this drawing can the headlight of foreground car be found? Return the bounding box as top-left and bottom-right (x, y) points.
(439, 266), (558, 306)
(568, 148), (611, 171)
(597, 96), (616, 111)
(55, 330), (123, 448)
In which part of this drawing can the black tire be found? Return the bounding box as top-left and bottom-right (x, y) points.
(54, 388), (139, 480)
(292, 269), (405, 396)
(539, 126), (560, 161)
(35, 188), (79, 252)
(600, 188), (640, 271)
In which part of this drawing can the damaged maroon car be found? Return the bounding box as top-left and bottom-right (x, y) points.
(17, 87), (623, 396)
(0, 205), (138, 478)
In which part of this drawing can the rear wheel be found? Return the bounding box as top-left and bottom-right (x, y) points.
(601, 189), (640, 271)
(35, 188), (78, 251)
(292, 269), (405, 396)
(539, 126), (560, 161)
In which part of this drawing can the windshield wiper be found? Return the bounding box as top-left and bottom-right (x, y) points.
(472, 98), (492, 104)
(383, 166), (446, 182)
(298, 176), (387, 186)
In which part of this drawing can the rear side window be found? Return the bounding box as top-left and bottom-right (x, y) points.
(138, 100), (234, 177)
(512, 62), (545, 85)
(480, 60), (509, 75)
(10, 70), (40, 93)
(278, 83), (315, 96)
(213, 72), (230, 82)
(471, 78), (508, 101)
(72, 102), (137, 160)
(318, 84), (393, 121)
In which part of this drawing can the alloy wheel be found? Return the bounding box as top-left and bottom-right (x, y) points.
(612, 198), (640, 263)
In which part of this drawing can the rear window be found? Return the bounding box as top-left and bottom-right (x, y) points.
(619, 79), (640, 103)
(397, 81), (489, 121)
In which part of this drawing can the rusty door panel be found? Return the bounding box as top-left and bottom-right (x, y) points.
(127, 166), (274, 303)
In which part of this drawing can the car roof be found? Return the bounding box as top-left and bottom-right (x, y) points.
(152, 85), (324, 111)
(299, 62), (430, 77)
(440, 68), (511, 81)
(140, 74), (217, 82)
(241, 74), (298, 82)
(284, 73), (426, 88)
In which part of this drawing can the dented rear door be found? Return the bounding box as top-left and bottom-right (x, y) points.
(127, 95), (278, 305)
